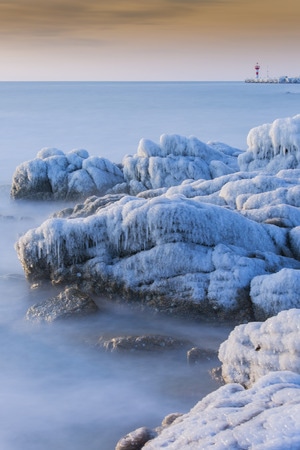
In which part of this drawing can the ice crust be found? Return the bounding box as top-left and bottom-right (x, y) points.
(239, 114), (300, 173)
(10, 148), (124, 200)
(143, 371), (300, 449)
(218, 309), (300, 387)
(122, 134), (241, 191)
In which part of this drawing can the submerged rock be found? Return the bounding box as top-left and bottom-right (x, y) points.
(187, 347), (217, 365)
(26, 286), (99, 322)
(98, 335), (192, 353)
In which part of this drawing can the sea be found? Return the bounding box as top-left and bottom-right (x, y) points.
(0, 81), (299, 450)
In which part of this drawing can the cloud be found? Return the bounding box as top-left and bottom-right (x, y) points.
(0, 0), (223, 39)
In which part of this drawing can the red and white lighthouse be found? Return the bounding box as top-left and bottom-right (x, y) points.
(255, 62), (260, 80)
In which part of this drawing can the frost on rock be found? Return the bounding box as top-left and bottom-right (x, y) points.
(26, 286), (99, 322)
(122, 134), (241, 190)
(12, 118), (300, 319)
(165, 169), (300, 237)
(218, 309), (300, 388)
(10, 148), (124, 200)
(250, 268), (300, 320)
(238, 114), (300, 173)
(143, 371), (300, 450)
(15, 193), (300, 320)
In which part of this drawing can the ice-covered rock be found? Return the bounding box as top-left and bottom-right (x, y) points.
(10, 148), (124, 200)
(238, 114), (300, 173)
(218, 309), (300, 388)
(250, 268), (300, 320)
(143, 371), (300, 449)
(15, 193), (300, 320)
(165, 169), (300, 240)
(12, 119), (300, 320)
(122, 134), (241, 190)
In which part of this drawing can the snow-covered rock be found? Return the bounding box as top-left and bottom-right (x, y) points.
(12, 118), (300, 320)
(11, 148), (124, 200)
(218, 309), (300, 388)
(238, 114), (300, 173)
(122, 134), (241, 190)
(142, 371), (300, 449)
(15, 194), (300, 320)
(250, 269), (300, 320)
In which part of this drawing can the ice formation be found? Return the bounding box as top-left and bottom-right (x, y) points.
(16, 192), (300, 320)
(14, 115), (300, 320)
(218, 309), (300, 387)
(238, 114), (300, 173)
(143, 371), (300, 449)
(250, 268), (300, 319)
(10, 148), (124, 200)
(122, 134), (241, 191)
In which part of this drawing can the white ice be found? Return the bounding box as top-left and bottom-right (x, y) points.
(218, 309), (300, 387)
(144, 371), (300, 449)
(11, 148), (124, 200)
(239, 114), (300, 173)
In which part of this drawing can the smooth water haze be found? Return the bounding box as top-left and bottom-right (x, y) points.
(1, 82), (300, 450)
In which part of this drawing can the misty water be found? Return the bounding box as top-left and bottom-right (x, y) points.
(1, 82), (300, 449)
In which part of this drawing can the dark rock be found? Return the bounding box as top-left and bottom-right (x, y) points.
(98, 335), (192, 353)
(26, 286), (98, 322)
(161, 412), (183, 427)
(115, 427), (157, 450)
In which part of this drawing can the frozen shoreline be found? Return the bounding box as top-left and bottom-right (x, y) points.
(2, 80), (299, 450)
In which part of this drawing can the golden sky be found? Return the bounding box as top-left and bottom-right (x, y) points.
(0, 0), (299, 80)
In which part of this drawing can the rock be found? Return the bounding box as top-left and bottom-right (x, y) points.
(11, 148), (124, 201)
(187, 347), (217, 365)
(98, 335), (192, 353)
(116, 415), (183, 450)
(26, 286), (98, 322)
(115, 427), (157, 450)
(218, 309), (300, 388)
(13, 121), (300, 321)
(161, 413), (183, 428)
(16, 191), (299, 321)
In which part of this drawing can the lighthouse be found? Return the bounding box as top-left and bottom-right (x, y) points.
(255, 62), (260, 80)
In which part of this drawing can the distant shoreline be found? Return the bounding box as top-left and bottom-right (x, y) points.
(245, 76), (300, 84)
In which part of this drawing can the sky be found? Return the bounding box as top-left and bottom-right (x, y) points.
(0, 0), (299, 81)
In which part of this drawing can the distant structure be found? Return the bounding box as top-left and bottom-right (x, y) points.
(255, 62), (260, 80)
(245, 64), (300, 83)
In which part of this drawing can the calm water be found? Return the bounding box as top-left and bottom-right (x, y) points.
(0, 82), (300, 450)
